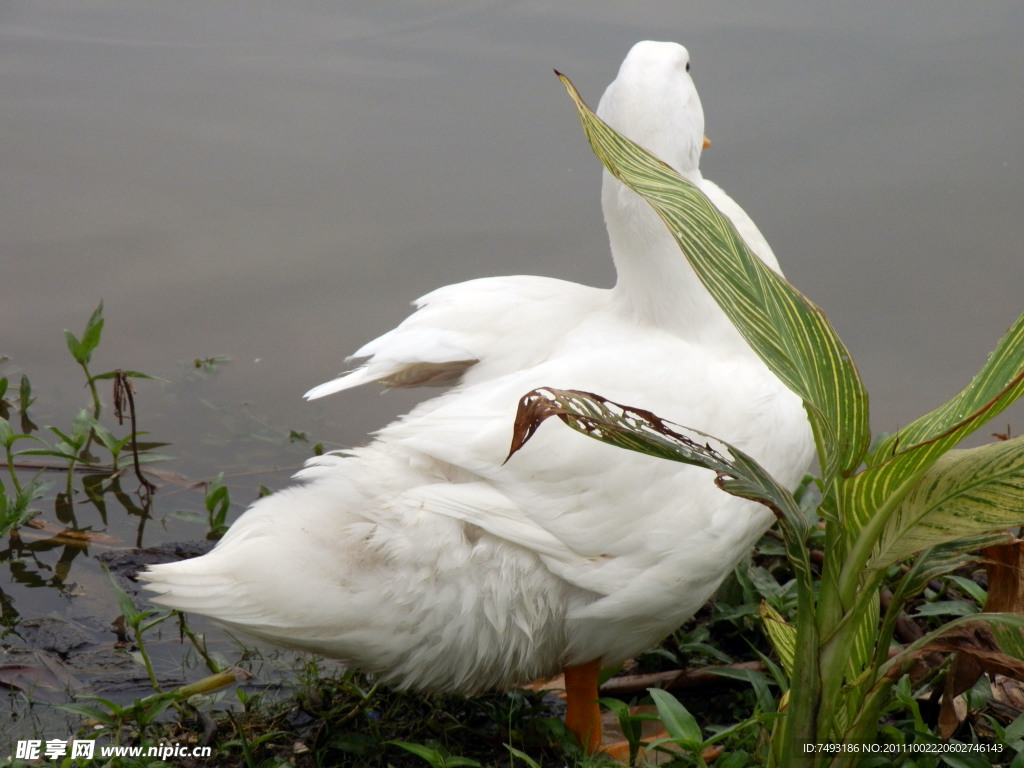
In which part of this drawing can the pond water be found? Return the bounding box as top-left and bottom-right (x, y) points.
(2, 0), (1023, 744)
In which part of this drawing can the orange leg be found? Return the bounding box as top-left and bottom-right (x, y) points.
(563, 659), (603, 753)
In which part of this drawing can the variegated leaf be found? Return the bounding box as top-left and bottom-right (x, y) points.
(510, 387), (808, 535)
(869, 436), (1024, 569)
(843, 311), (1024, 542)
(875, 311), (1024, 462)
(760, 602), (796, 679)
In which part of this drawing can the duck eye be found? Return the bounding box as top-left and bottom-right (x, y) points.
(685, 62), (691, 72)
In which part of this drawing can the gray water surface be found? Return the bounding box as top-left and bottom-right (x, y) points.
(5, 2), (1023, 452)
(2, 0), (1023, 727)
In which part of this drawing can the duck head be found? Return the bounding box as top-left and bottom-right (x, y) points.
(596, 40), (705, 180)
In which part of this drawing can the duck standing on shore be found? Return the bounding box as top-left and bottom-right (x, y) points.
(144, 40), (814, 752)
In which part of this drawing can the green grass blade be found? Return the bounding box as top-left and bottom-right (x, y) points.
(892, 533), (1012, 606)
(648, 688), (703, 747)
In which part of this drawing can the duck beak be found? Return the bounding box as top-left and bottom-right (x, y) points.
(702, 136), (711, 150)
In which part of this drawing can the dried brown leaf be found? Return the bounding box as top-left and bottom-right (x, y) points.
(983, 541), (1024, 614)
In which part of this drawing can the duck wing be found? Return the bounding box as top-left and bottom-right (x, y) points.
(305, 275), (605, 399)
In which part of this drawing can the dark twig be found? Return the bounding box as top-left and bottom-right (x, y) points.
(113, 371), (157, 498)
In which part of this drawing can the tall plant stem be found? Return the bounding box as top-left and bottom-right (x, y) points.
(80, 362), (101, 419)
(4, 444), (22, 495)
(780, 580), (822, 765)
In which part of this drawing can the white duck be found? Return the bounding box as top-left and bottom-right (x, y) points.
(144, 40), (814, 752)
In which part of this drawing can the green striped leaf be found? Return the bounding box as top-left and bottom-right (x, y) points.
(837, 588), (880, 732)
(992, 622), (1024, 662)
(557, 73), (870, 486)
(842, 309), (1024, 538)
(869, 436), (1024, 569)
(875, 311), (1024, 461)
(837, 316), (1024, 594)
(760, 602), (796, 678)
(510, 387), (808, 540)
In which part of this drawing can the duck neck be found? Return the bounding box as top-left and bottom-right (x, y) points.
(603, 172), (749, 350)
